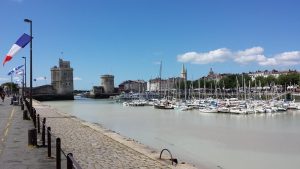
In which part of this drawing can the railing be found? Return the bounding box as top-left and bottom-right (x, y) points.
(23, 99), (82, 169)
(159, 148), (178, 165)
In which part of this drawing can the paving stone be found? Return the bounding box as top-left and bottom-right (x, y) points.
(0, 98), (56, 169)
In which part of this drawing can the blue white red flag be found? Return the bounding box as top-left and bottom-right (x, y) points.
(7, 70), (14, 76)
(13, 64), (24, 71)
(7, 64), (24, 76)
(3, 33), (32, 66)
(16, 69), (24, 75)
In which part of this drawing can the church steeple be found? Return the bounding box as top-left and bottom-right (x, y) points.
(181, 64), (187, 80)
(209, 67), (214, 75)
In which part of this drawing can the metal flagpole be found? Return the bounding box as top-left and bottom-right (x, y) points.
(24, 18), (33, 115)
(10, 73), (13, 96)
(22, 69), (25, 99)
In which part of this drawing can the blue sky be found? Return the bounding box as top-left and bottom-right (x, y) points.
(0, 0), (299, 90)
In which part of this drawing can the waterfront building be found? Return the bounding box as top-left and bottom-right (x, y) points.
(205, 68), (222, 81)
(90, 86), (104, 96)
(248, 69), (298, 81)
(119, 80), (147, 93)
(147, 78), (166, 92)
(147, 77), (182, 92)
(148, 65), (186, 92)
(51, 59), (74, 95)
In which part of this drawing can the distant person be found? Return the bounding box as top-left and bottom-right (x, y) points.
(10, 95), (17, 105)
(3, 86), (9, 97)
(0, 86), (5, 102)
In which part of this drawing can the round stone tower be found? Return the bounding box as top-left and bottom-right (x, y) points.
(101, 75), (114, 93)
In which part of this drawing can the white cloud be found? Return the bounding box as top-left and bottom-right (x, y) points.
(257, 51), (300, 66)
(0, 77), (9, 81)
(177, 48), (231, 64)
(275, 51), (300, 60)
(234, 47), (266, 64)
(153, 61), (162, 65)
(177, 47), (300, 67)
(13, 77), (20, 81)
(259, 58), (277, 66)
(35, 77), (47, 81)
(74, 77), (82, 81)
(274, 51), (300, 65)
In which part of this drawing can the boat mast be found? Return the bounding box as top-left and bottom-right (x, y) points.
(159, 60), (162, 98)
(254, 79), (257, 100)
(198, 78), (201, 100)
(204, 78), (206, 99)
(184, 78), (187, 101)
(248, 80), (251, 100)
(223, 80), (225, 99)
(244, 76), (246, 100)
(236, 76), (239, 99)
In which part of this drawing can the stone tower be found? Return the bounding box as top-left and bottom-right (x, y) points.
(181, 64), (187, 80)
(101, 75), (114, 94)
(51, 59), (74, 95)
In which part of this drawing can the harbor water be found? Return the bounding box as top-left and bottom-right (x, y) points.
(43, 98), (300, 169)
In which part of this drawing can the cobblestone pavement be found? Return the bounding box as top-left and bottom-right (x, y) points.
(34, 101), (174, 169)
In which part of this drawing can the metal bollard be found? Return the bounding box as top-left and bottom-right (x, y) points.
(28, 128), (37, 146)
(28, 129), (34, 145)
(47, 127), (51, 157)
(29, 107), (32, 118)
(67, 153), (73, 169)
(33, 110), (36, 128)
(23, 110), (29, 120)
(42, 118), (46, 146)
(37, 114), (40, 133)
(33, 129), (37, 146)
(56, 138), (61, 169)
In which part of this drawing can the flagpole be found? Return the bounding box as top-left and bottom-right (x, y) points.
(24, 19), (33, 115)
(22, 56), (26, 97)
(10, 73), (13, 96)
(22, 69), (24, 99)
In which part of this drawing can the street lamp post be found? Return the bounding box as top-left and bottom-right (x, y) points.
(24, 18), (32, 114)
(22, 56), (26, 99)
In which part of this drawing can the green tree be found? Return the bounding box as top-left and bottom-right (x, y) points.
(1, 82), (19, 93)
(190, 72), (300, 90)
(265, 75), (277, 86)
(255, 76), (267, 86)
(278, 73), (300, 86)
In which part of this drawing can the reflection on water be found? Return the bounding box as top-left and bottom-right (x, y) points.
(43, 98), (300, 169)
